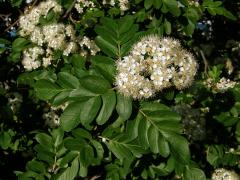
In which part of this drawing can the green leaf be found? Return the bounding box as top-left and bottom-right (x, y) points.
(158, 134), (170, 157)
(184, 8), (200, 23)
(95, 36), (118, 57)
(148, 125), (160, 153)
(119, 16), (134, 34)
(60, 102), (83, 132)
(144, 0), (153, 9)
(126, 114), (142, 140)
(150, 156), (175, 176)
(58, 151), (79, 168)
(57, 157), (79, 180)
(57, 72), (80, 89)
(52, 91), (70, 106)
(12, 38), (30, 52)
(0, 38), (11, 45)
(0, 132), (11, 150)
(184, 20), (195, 35)
(138, 115), (151, 149)
(51, 128), (64, 147)
(162, 0), (181, 16)
(35, 133), (53, 148)
(91, 55), (116, 83)
(164, 19), (171, 35)
(11, 0), (24, 7)
(206, 145), (223, 167)
(91, 140), (104, 165)
(72, 128), (92, 140)
(70, 54), (86, 70)
(64, 138), (87, 151)
(153, 0), (162, 9)
(107, 141), (132, 162)
(34, 80), (62, 101)
(164, 132), (190, 164)
(80, 75), (111, 94)
(80, 145), (94, 167)
(116, 93), (132, 120)
(183, 167), (206, 180)
(69, 87), (98, 101)
(214, 112), (239, 127)
(26, 161), (45, 174)
(235, 121), (240, 143)
(80, 96), (102, 126)
(222, 8), (237, 20)
(96, 90), (116, 125)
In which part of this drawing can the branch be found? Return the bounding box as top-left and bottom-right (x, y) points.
(62, 0), (77, 19)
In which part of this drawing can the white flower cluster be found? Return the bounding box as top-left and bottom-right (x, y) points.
(19, 0), (62, 36)
(75, 0), (95, 14)
(188, 0), (200, 7)
(102, 0), (115, 6)
(212, 168), (239, 180)
(115, 35), (198, 99)
(22, 47), (44, 70)
(204, 77), (237, 92)
(79, 36), (100, 56)
(75, 0), (129, 14)
(7, 92), (23, 113)
(43, 103), (68, 128)
(19, 0), (99, 71)
(118, 0), (129, 11)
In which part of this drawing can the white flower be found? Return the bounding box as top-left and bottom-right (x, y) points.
(212, 168), (239, 180)
(115, 35), (198, 99)
(22, 47), (44, 71)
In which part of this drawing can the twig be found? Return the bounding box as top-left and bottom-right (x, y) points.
(69, 13), (81, 24)
(200, 50), (209, 75)
(1, 0), (38, 34)
(3, 19), (19, 33)
(62, 0), (77, 19)
(89, 175), (101, 180)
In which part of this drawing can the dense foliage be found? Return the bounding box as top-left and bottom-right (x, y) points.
(0, 0), (240, 179)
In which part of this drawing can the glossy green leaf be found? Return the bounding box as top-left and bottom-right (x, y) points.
(57, 157), (79, 180)
(12, 38), (30, 52)
(34, 80), (62, 101)
(144, 0), (153, 9)
(164, 19), (171, 35)
(164, 132), (190, 164)
(138, 117), (151, 149)
(80, 145), (94, 167)
(80, 75), (111, 94)
(183, 167), (206, 180)
(162, 0), (181, 16)
(58, 151), (79, 168)
(116, 93), (132, 120)
(72, 128), (92, 140)
(57, 72), (80, 89)
(80, 96), (102, 126)
(52, 91), (70, 106)
(64, 138), (87, 151)
(148, 125), (159, 153)
(60, 102), (83, 132)
(26, 161), (45, 174)
(91, 55), (116, 83)
(96, 90), (116, 125)
(70, 54), (86, 70)
(69, 87), (98, 101)
(119, 16), (134, 34)
(158, 134), (170, 158)
(95, 36), (118, 57)
(0, 132), (11, 150)
(35, 133), (53, 148)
